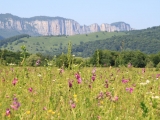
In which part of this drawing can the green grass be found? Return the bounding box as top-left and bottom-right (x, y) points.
(0, 66), (160, 119)
(1, 31), (126, 54)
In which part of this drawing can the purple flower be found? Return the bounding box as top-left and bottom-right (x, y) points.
(126, 87), (134, 93)
(91, 75), (96, 81)
(122, 79), (129, 84)
(12, 78), (18, 86)
(68, 80), (73, 88)
(10, 97), (20, 110)
(75, 73), (82, 84)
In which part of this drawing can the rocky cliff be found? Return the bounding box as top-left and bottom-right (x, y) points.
(0, 13), (133, 36)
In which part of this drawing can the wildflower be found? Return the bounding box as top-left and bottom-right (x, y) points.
(152, 96), (160, 99)
(6, 109), (11, 116)
(91, 75), (96, 81)
(106, 92), (112, 98)
(73, 94), (77, 98)
(146, 80), (150, 84)
(92, 67), (96, 75)
(52, 111), (55, 115)
(59, 67), (64, 74)
(71, 103), (76, 108)
(156, 74), (160, 79)
(26, 111), (30, 114)
(139, 82), (147, 85)
(10, 97), (20, 110)
(48, 110), (52, 113)
(97, 92), (104, 99)
(37, 73), (42, 77)
(75, 72), (82, 84)
(105, 83), (108, 88)
(28, 87), (33, 92)
(112, 96), (119, 102)
(36, 59), (40, 66)
(12, 78), (18, 86)
(122, 79), (129, 84)
(68, 80), (73, 88)
(100, 101), (104, 104)
(126, 88), (134, 93)
(142, 68), (145, 74)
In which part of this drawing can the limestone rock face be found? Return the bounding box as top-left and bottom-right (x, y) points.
(0, 13), (133, 36)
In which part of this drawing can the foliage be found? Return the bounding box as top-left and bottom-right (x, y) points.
(26, 54), (41, 66)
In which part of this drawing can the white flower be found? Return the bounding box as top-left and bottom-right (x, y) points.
(139, 82), (147, 85)
(37, 74), (42, 77)
(146, 80), (150, 84)
(152, 96), (160, 99)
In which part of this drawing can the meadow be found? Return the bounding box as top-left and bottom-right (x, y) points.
(1, 31), (126, 55)
(0, 65), (160, 120)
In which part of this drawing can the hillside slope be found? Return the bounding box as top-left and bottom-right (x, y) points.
(0, 31), (126, 55)
(71, 26), (160, 57)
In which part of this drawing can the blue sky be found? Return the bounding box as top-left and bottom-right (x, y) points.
(0, 0), (159, 29)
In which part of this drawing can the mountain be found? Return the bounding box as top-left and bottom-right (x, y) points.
(0, 13), (133, 37)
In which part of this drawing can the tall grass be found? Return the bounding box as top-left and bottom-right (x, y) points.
(0, 66), (160, 119)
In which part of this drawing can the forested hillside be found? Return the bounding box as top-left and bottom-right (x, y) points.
(72, 26), (160, 57)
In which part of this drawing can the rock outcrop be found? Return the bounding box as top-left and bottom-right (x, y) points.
(0, 13), (133, 36)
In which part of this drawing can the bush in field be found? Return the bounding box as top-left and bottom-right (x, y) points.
(56, 53), (68, 68)
(26, 54), (41, 66)
(146, 61), (154, 68)
(156, 62), (160, 68)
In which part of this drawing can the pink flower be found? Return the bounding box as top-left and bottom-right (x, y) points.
(10, 97), (20, 110)
(92, 68), (96, 74)
(71, 103), (76, 108)
(97, 92), (104, 99)
(142, 68), (145, 74)
(6, 108), (11, 116)
(126, 87), (134, 93)
(75, 73), (82, 84)
(12, 78), (18, 86)
(112, 96), (118, 102)
(122, 79), (129, 84)
(156, 74), (160, 79)
(28, 87), (33, 92)
(59, 68), (64, 74)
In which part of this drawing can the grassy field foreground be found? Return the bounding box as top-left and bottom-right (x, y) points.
(0, 66), (160, 120)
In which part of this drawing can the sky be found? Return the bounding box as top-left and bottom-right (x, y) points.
(0, 0), (160, 29)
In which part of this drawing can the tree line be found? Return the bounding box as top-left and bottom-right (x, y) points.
(1, 48), (160, 68)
